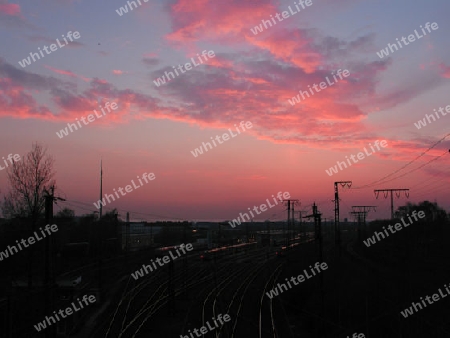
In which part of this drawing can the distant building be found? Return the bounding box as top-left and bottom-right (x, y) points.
(121, 222), (161, 251)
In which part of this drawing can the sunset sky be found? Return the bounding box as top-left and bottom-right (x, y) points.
(0, 0), (449, 222)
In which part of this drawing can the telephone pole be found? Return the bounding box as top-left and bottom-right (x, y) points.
(334, 181), (352, 250)
(44, 186), (64, 338)
(351, 206), (376, 224)
(304, 202), (324, 333)
(99, 159), (103, 219)
(350, 206), (376, 241)
(297, 211), (303, 240)
(374, 189), (409, 219)
(304, 203), (322, 260)
(283, 199), (299, 249)
(183, 226), (188, 298)
(126, 212), (130, 253)
(350, 211), (364, 242)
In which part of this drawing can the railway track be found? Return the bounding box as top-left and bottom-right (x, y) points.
(82, 234), (330, 337)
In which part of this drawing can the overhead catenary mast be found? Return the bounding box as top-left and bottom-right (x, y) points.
(334, 181), (352, 250)
(374, 188), (409, 219)
(99, 159), (103, 219)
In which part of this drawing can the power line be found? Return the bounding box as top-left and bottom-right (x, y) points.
(413, 176), (450, 194)
(353, 133), (450, 189)
(60, 199), (186, 221)
(410, 172), (446, 190)
(414, 178), (450, 198)
(368, 150), (448, 186)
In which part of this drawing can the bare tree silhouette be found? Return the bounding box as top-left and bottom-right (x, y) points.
(2, 142), (56, 224)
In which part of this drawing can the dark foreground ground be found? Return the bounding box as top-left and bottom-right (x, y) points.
(2, 219), (450, 337)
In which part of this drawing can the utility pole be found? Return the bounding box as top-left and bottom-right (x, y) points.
(333, 182), (351, 328)
(246, 222), (249, 244)
(304, 203), (324, 335)
(351, 206), (376, 230)
(283, 199), (299, 249)
(305, 203), (322, 261)
(351, 206), (375, 338)
(350, 206), (376, 243)
(285, 201), (289, 247)
(334, 181), (352, 251)
(99, 159), (103, 219)
(291, 202), (300, 243)
(44, 186), (64, 338)
(291, 202), (294, 244)
(123, 212), (130, 269)
(96, 211), (105, 302)
(350, 211), (364, 242)
(297, 211), (303, 241)
(350, 207), (376, 242)
(374, 189), (409, 219)
(301, 210), (308, 239)
(126, 212), (130, 253)
(183, 225), (188, 298)
(44, 190), (54, 338)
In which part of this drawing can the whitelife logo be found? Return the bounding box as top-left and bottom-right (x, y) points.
(0, 224), (58, 262)
(18, 31), (81, 68)
(400, 282), (450, 318)
(288, 69), (350, 106)
(116, 0), (149, 16)
(131, 243), (193, 280)
(153, 50), (215, 87)
(377, 22), (438, 59)
(0, 153), (21, 171)
(363, 211), (425, 247)
(34, 294), (96, 332)
(93, 172), (155, 209)
(228, 191), (290, 227)
(414, 103), (449, 130)
(325, 140), (388, 177)
(266, 262), (328, 299)
(250, 0), (313, 35)
(180, 313), (231, 338)
(190, 121), (252, 158)
(56, 101), (119, 139)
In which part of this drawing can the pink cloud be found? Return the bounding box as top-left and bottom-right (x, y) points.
(144, 52), (158, 58)
(0, 56), (442, 159)
(0, 3), (21, 16)
(246, 29), (322, 73)
(167, 0), (276, 44)
(164, 1), (366, 74)
(0, 3), (443, 157)
(44, 65), (90, 82)
(439, 63), (450, 78)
